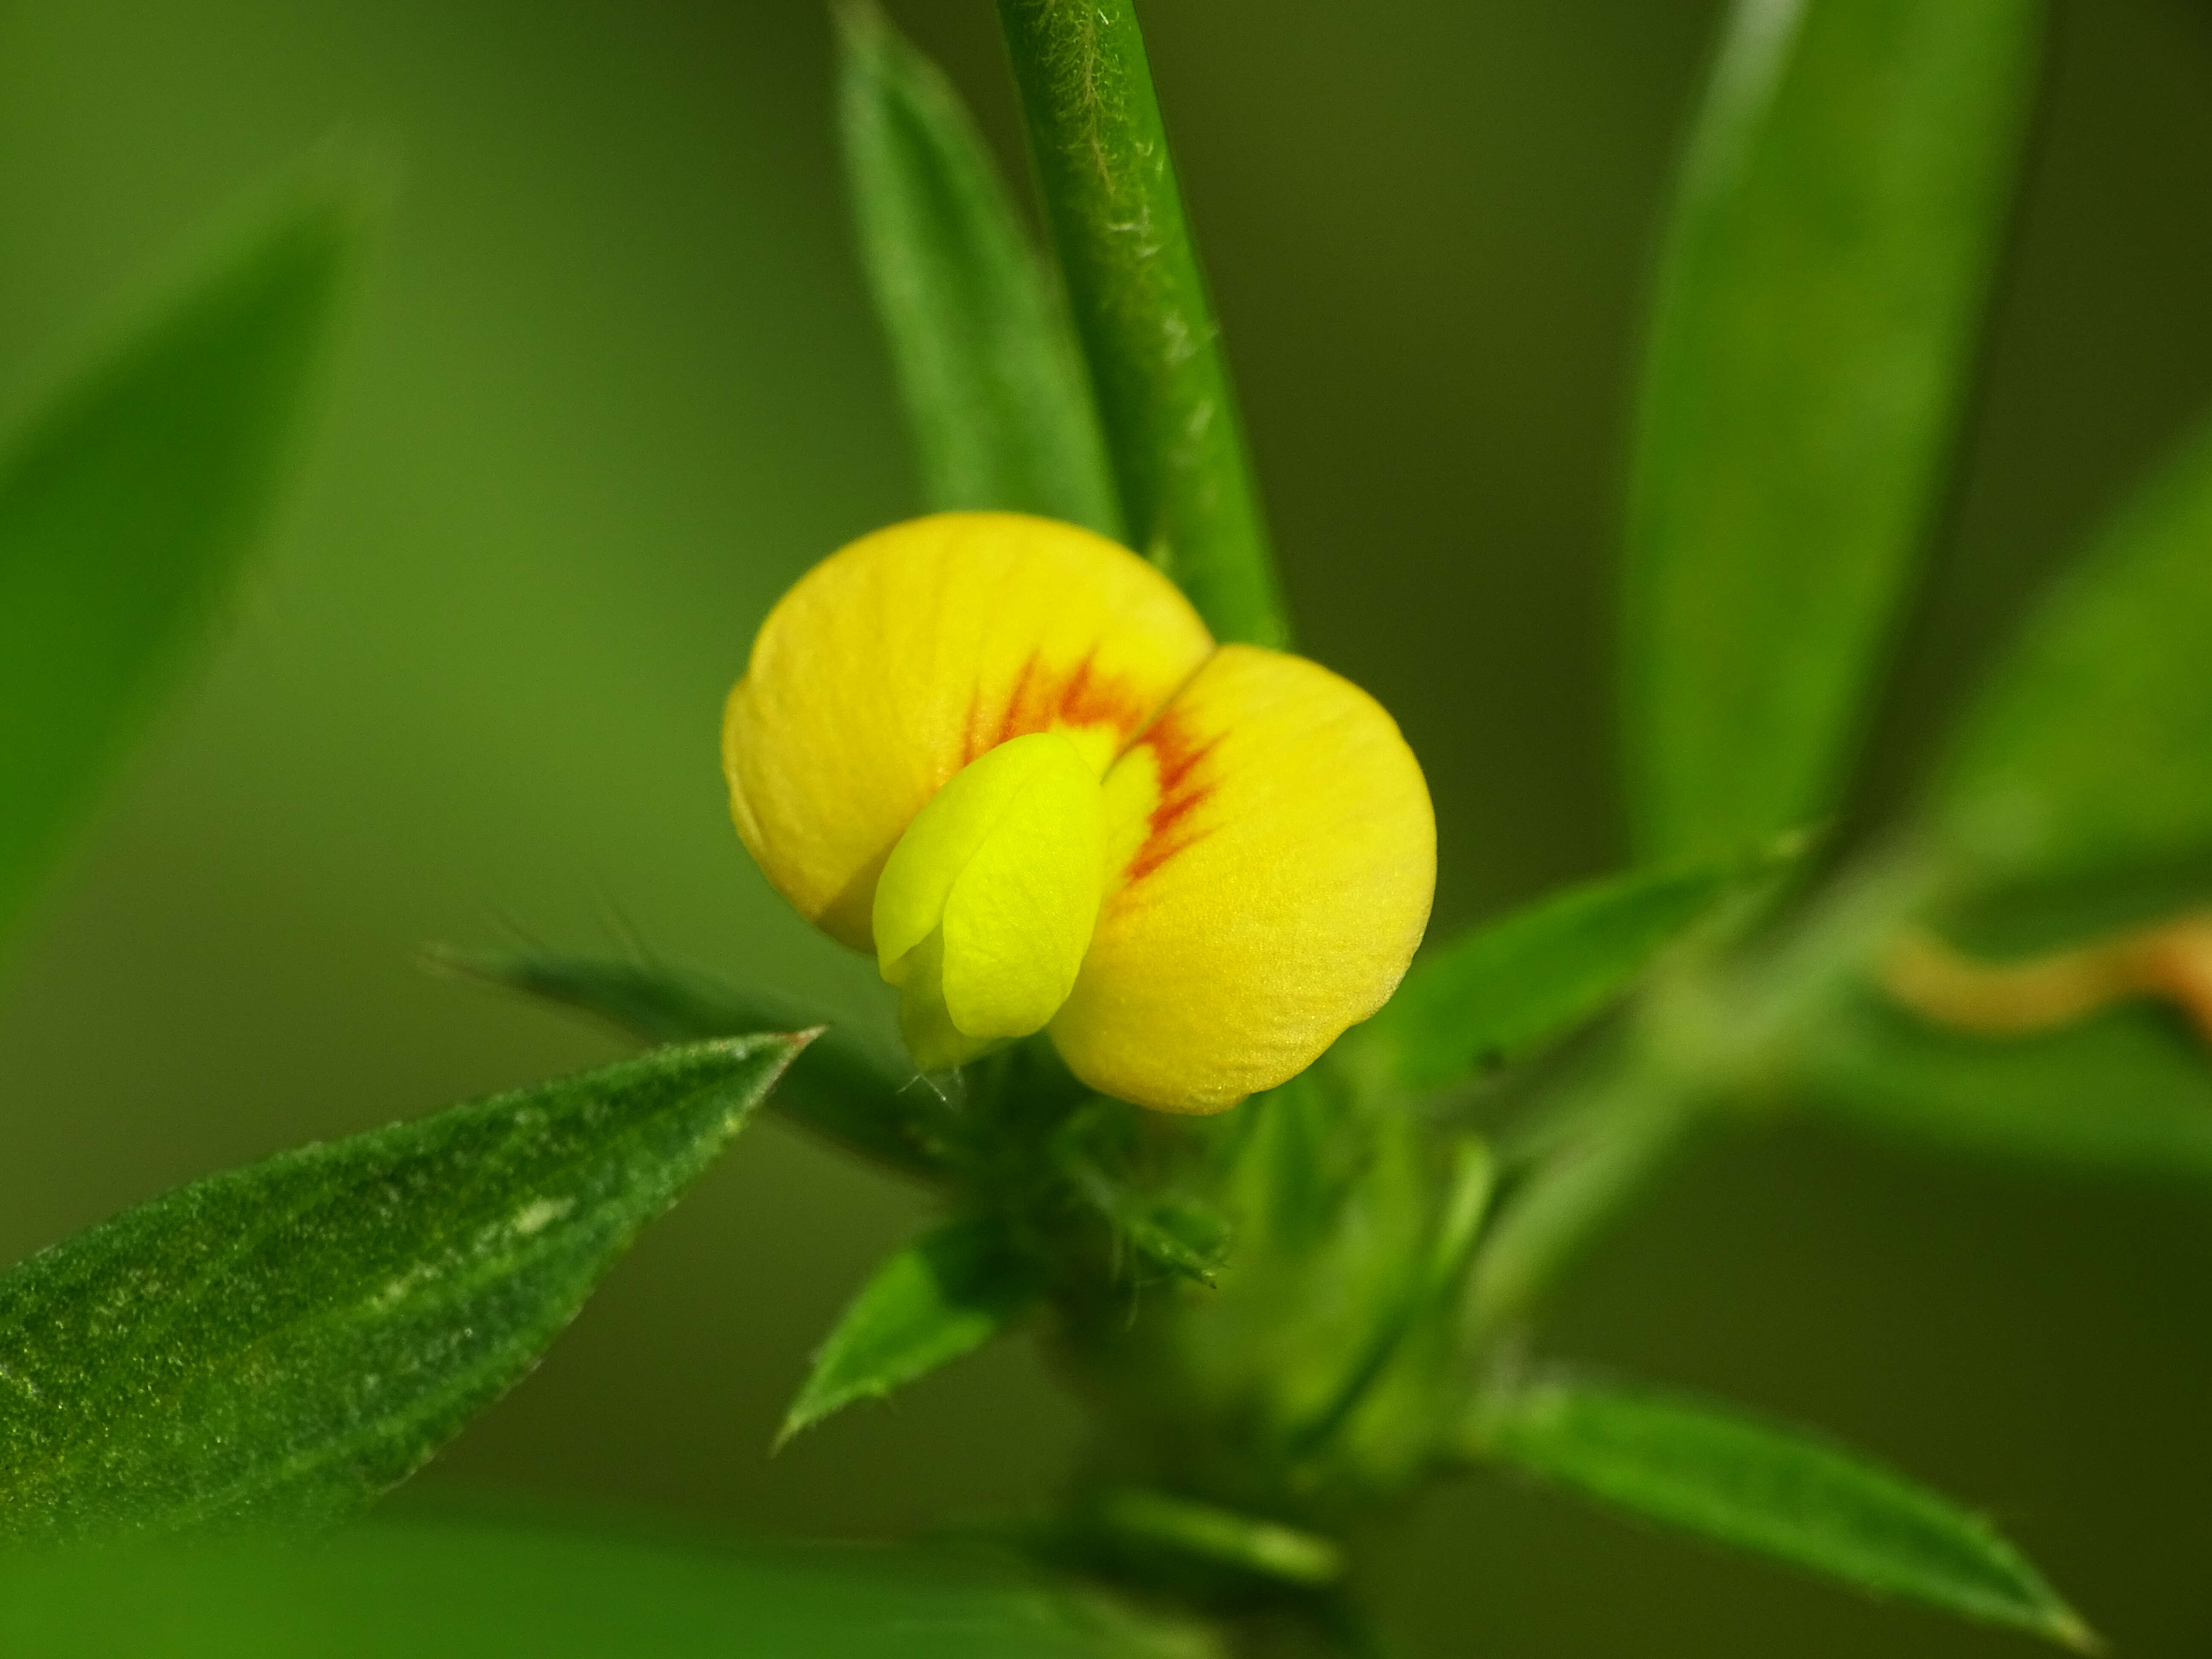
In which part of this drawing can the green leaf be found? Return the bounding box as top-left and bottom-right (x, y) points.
(995, 0), (1288, 648)
(1622, 0), (2043, 864)
(0, 176), (361, 950)
(429, 947), (946, 1181)
(1479, 1374), (2092, 1649)
(1936, 409), (2212, 913)
(0, 1516), (1222, 1659)
(779, 1215), (1040, 1446)
(1353, 853), (1781, 1094)
(0, 1036), (806, 1545)
(1804, 984), (2212, 1182)
(838, 2), (1121, 536)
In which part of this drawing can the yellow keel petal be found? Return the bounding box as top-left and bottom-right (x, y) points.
(1051, 646), (1436, 1113)
(874, 731), (1106, 1060)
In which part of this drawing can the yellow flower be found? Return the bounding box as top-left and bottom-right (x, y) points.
(723, 512), (1435, 1114)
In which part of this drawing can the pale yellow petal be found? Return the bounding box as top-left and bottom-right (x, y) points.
(873, 731), (1105, 1049)
(1050, 646), (1436, 1114)
(723, 512), (1214, 950)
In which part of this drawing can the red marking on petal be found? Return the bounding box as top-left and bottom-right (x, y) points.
(1122, 710), (1221, 886)
(995, 650), (1042, 747)
(966, 645), (1158, 761)
(960, 686), (985, 768)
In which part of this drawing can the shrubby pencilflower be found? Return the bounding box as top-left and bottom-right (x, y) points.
(723, 512), (1435, 1113)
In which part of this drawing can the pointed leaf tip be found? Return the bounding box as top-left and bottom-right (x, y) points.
(0, 1037), (800, 1544)
(777, 1216), (1042, 1448)
(427, 949), (946, 1181)
(1479, 1374), (2089, 1647)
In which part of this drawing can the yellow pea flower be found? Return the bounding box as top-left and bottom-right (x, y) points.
(722, 512), (1436, 1114)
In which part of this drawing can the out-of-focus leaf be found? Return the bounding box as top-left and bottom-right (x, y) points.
(0, 1517), (1223, 1659)
(1623, 0), (2043, 864)
(1803, 984), (2212, 1182)
(0, 178), (360, 950)
(429, 947), (947, 1181)
(779, 1215), (1040, 1446)
(0, 1036), (806, 1545)
(995, 0), (1288, 648)
(1936, 410), (2212, 917)
(1222, 1106), (1431, 1444)
(1291, 1134), (1494, 1459)
(1215, 1067), (1345, 1262)
(1353, 853), (1786, 1094)
(1089, 1489), (1343, 1590)
(838, 2), (1121, 535)
(1479, 1374), (2092, 1650)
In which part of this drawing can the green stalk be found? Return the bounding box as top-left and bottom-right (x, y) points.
(1467, 847), (1939, 1336)
(995, 0), (1291, 647)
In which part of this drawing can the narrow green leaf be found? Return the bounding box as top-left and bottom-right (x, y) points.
(1353, 853), (1780, 1094)
(0, 1036), (807, 1544)
(0, 176), (361, 949)
(0, 1517), (1222, 1659)
(1936, 409), (2212, 911)
(1805, 985), (2212, 1182)
(995, 0), (1288, 647)
(838, 2), (1121, 535)
(428, 947), (946, 1181)
(1623, 0), (2043, 863)
(1480, 1375), (2092, 1649)
(779, 1215), (1040, 1446)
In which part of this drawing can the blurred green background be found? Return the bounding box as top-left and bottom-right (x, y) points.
(1, 0), (2209, 1652)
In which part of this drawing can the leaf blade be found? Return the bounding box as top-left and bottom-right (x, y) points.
(0, 1036), (806, 1544)
(1480, 1375), (2091, 1648)
(994, 0), (1288, 647)
(780, 1215), (1040, 1446)
(1936, 409), (2212, 914)
(1353, 854), (1775, 1094)
(838, 2), (1121, 536)
(0, 177), (361, 949)
(429, 947), (946, 1181)
(1805, 984), (2212, 1183)
(1623, 0), (2043, 863)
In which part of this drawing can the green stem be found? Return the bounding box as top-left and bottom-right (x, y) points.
(1467, 847), (1940, 1337)
(995, 0), (1291, 647)
(1467, 1070), (1704, 1336)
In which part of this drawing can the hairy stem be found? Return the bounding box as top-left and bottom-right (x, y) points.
(994, 0), (1289, 647)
